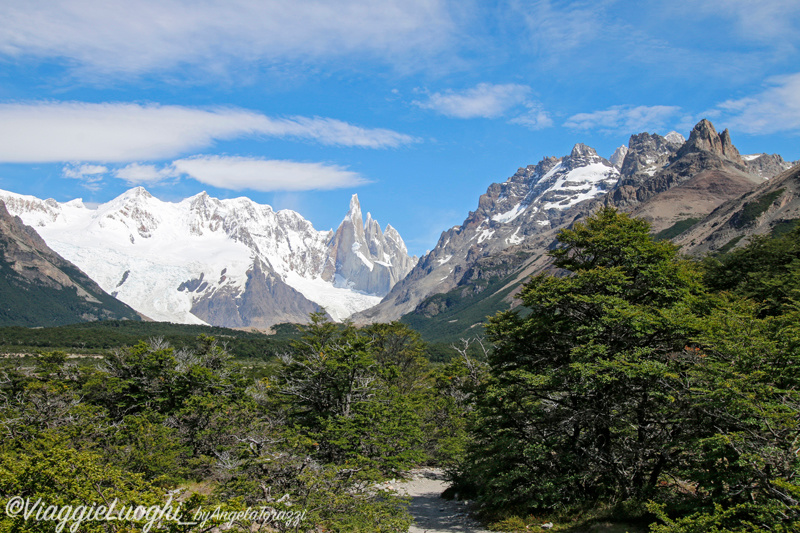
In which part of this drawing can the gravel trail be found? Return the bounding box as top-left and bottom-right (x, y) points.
(395, 469), (491, 533)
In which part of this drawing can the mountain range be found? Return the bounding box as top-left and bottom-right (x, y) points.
(0, 118), (796, 332)
(371, 119), (797, 340)
(0, 189), (416, 327)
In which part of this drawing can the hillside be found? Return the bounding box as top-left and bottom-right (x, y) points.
(0, 200), (141, 326)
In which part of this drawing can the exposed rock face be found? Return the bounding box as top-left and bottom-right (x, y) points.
(0, 189), (416, 327)
(609, 145), (628, 169)
(619, 131), (685, 180)
(611, 121), (756, 220)
(675, 119), (744, 166)
(188, 259), (321, 328)
(0, 200), (141, 326)
(620, 121), (762, 232)
(674, 163), (800, 254)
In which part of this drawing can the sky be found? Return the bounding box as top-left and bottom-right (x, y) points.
(0, 0), (799, 257)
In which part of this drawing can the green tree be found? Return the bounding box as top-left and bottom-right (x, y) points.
(702, 224), (800, 316)
(275, 313), (426, 472)
(456, 208), (707, 512)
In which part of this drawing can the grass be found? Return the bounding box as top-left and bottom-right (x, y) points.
(731, 188), (785, 228)
(654, 218), (701, 241)
(716, 235), (744, 255)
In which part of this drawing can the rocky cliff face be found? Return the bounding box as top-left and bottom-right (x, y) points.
(618, 131), (685, 182)
(0, 189), (416, 327)
(623, 120), (763, 232)
(0, 200), (141, 326)
(743, 153), (797, 179)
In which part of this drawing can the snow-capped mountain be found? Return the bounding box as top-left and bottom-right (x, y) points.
(356, 143), (621, 322)
(0, 188), (416, 327)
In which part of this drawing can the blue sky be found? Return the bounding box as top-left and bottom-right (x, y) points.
(0, 0), (799, 256)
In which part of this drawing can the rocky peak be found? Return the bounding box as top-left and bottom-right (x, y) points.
(564, 143), (605, 170)
(620, 132), (682, 178)
(120, 186), (153, 202)
(677, 119), (744, 166)
(609, 145), (628, 169)
(719, 128), (742, 161)
(347, 194), (362, 224)
(665, 131), (686, 145)
(744, 153), (798, 179)
(328, 194), (416, 296)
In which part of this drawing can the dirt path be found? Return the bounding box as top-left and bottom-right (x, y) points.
(395, 469), (491, 533)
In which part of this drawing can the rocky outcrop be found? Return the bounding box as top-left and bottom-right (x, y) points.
(619, 131), (684, 180)
(611, 121), (755, 218)
(0, 200), (141, 326)
(609, 145), (628, 169)
(674, 119), (744, 166)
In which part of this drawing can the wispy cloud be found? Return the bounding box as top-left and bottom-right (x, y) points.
(716, 73), (800, 134)
(690, 0), (800, 46)
(0, 0), (456, 76)
(61, 163), (108, 190)
(564, 105), (682, 134)
(413, 83), (532, 119)
(171, 156), (369, 192)
(511, 0), (608, 57)
(510, 103), (553, 131)
(114, 163), (179, 186)
(0, 102), (418, 163)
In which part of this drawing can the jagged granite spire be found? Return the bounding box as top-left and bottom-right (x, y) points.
(328, 193), (416, 296)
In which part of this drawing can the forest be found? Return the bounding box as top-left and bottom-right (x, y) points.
(1, 208), (798, 532)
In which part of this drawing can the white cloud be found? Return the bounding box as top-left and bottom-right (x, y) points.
(61, 163), (109, 191)
(171, 156), (368, 192)
(510, 104), (554, 131)
(114, 163), (179, 186)
(716, 73), (800, 134)
(62, 163), (108, 181)
(0, 102), (417, 163)
(413, 83), (532, 119)
(0, 0), (456, 76)
(564, 105), (682, 134)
